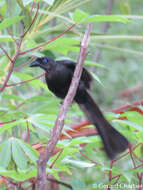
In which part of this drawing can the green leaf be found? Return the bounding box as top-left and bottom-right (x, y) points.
(63, 158), (95, 168)
(120, 2), (131, 15)
(82, 15), (129, 24)
(44, 37), (79, 55)
(114, 120), (143, 132)
(12, 138), (28, 170)
(121, 111), (143, 125)
(26, 95), (52, 102)
(2, 93), (24, 101)
(122, 170), (134, 183)
(16, 0), (32, 28)
(69, 137), (91, 146)
(51, 147), (78, 163)
(134, 143), (143, 158)
(0, 35), (14, 42)
(85, 61), (105, 68)
(28, 114), (54, 132)
(22, 0), (34, 6)
(0, 1), (6, 17)
(90, 72), (104, 86)
(73, 9), (89, 24)
(0, 169), (37, 181)
(26, 51), (45, 57)
(0, 16), (24, 30)
(17, 139), (39, 163)
(25, 38), (38, 49)
(13, 73), (48, 90)
(44, 0), (55, 6)
(0, 140), (11, 168)
(0, 119), (24, 133)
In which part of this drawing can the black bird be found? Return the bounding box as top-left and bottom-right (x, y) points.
(30, 56), (129, 159)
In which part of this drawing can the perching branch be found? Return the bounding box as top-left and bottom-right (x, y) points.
(37, 23), (92, 190)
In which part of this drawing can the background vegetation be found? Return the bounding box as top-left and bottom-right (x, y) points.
(0, 0), (143, 189)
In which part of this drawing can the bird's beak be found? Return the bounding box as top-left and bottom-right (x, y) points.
(30, 60), (40, 67)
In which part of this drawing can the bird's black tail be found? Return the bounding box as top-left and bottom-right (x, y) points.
(76, 91), (129, 159)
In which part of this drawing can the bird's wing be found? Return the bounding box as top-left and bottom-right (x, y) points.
(56, 60), (93, 89)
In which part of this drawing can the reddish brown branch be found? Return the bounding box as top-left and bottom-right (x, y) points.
(37, 23), (92, 190)
(7, 29), (18, 46)
(0, 3), (40, 93)
(46, 177), (73, 190)
(14, 56), (35, 72)
(129, 145), (140, 181)
(0, 119), (17, 126)
(129, 145), (137, 168)
(30, 1), (35, 14)
(110, 99), (143, 114)
(111, 159), (143, 182)
(0, 44), (13, 62)
(0, 10), (75, 93)
(108, 160), (114, 182)
(138, 174), (143, 190)
(119, 82), (142, 98)
(21, 3), (39, 38)
(79, 151), (101, 166)
(0, 40), (22, 92)
(6, 73), (45, 87)
(20, 24), (76, 55)
(134, 162), (143, 170)
(49, 149), (63, 169)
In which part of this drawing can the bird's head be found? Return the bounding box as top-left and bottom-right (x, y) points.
(30, 56), (56, 72)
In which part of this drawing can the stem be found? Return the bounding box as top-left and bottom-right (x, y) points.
(37, 23), (92, 190)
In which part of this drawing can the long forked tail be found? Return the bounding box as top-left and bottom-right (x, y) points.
(77, 91), (129, 159)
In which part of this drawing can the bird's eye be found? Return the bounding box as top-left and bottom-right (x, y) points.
(43, 57), (48, 64)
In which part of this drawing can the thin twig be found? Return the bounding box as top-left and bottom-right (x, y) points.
(0, 39), (22, 92)
(110, 99), (143, 113)
(108, 160), (114, 182)
(49, 149), (64, 169)
(21, 3), (39, 38)
(0, 119), (17, 126)
(0, 3), (40, 93)
(129, 145), (140, 179)
(37, 23), (92, 190)
(0, 44), (13, 62)
(47, 177), (73, 190)
(138, 173), (143, 190)
(14, 56), (35, 72)
(14, 47), (42, 71)
(6, 73), (45, 87)
(7, 29), (18, 46)
(30, 1), (35, 14)
(20, 24), (76, 55)
(80, 151), (101, 166)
